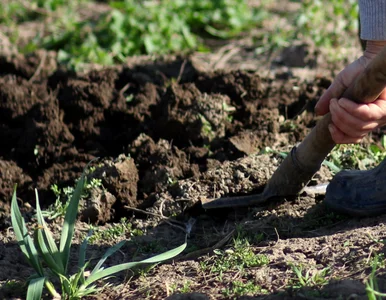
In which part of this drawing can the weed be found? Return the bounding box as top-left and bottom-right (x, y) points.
(199, 114), (215, 140)
(325, 143), (386, 174)
(222, 280), (265, 298)
(0, 279), (25, 295)
(366, 254), (386, 300)
(235, 226), (265, 245)
(289, 263), (330, 289)
(261, 139), (386, 176)
(135, 240), (167, 256)
(42, 176), (103, 220)
(11, 162), (187, 299)
(169, 280), (192, 294)
(201, 235), (269, 277)
(88, 217), (143, 244)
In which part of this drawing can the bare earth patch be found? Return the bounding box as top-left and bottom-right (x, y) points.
(0, 25), (385, 300)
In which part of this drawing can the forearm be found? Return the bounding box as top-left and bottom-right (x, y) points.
(364, 40), (386, 58)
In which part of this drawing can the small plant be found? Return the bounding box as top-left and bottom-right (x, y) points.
(201, 235), (269, 277)
(11, 162), (187, 300)
(222, 280), (264, 297)
(88, 217), (143, 244)
(325, 143), (386, 174)
(366, 254), (386, 300)
(289, 263), (330, 289)
(169, 280), (192, 294)
(42, 176), (103, 220)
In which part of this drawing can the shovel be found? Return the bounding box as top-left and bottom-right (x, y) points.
(202, 46), (386, 209)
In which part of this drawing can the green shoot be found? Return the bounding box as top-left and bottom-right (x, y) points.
(365, 254), (386, 300)
(11, 161), (187, 299)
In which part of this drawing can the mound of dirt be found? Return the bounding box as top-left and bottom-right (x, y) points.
(0, 52), (332, 227)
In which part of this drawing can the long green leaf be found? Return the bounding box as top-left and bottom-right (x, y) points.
(91, 240), (126, 275)
(26, 276), (45, 300)
(322, 159), (341, 173)
(83, 239), (187, 287)
(34, 189), (64, 274)
(60, 159), (97, 272)
(11, 188), (44, 276)
(34, 229), (62, 275)
(71, 263), (90, 294)
(11, 188), (30, 259)
(78, 230), (92, 271)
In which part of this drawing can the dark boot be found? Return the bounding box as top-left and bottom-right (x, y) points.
(324, 158), (386, 217)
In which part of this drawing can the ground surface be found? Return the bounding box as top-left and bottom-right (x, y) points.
(2, 1), (386, 300)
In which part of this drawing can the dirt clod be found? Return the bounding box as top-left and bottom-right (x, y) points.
(90, 155), (139, 215)
(79, 188), (116, 224)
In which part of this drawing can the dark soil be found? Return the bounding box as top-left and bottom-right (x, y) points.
(3, 50), (386, 300)
(0, 52), (329, 227)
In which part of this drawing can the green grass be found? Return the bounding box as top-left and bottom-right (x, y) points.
(198, 231), (268, 298)
(11, 162), (187, 300)
(200, 233), (269, 277)
(222, 280), (266, 298)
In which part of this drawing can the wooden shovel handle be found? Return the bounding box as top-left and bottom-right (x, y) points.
(264, 45), (386, 198)
(294, 45), (386, 172)
(343, 49), (386, 103)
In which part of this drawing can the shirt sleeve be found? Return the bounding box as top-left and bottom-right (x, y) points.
(359, 0), (386, 40)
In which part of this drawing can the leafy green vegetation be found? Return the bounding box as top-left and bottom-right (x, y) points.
(255, 0), (358, 55)
(325, 142), (386, 173)
(4, 0), (264, 69)
(169, 280), (192, 294)
(200, 234), (269, 277)
(222, 280), (266, 297)
(264, 138), (386, 175)
(88, 217), (143, 244)
(1, 0), (361, 69)
(42, 177), (103, 220)
(294, 0), (358, 48)
(11, 163), (187, 300)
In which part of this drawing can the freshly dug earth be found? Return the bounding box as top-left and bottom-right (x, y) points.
(0, 52), (328, 225)
(1, 51), (386, 300)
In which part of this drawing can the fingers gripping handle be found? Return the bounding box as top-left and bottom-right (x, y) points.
(297, 45), (386, 171)
(266, 46), (386, 197)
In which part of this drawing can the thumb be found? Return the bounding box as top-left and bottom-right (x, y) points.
(379, 87), (386, 100)
(315, 73), (347, 116)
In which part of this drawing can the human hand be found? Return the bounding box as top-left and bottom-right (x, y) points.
(314, 41), (386, 144)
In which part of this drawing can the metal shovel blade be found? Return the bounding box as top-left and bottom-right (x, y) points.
(201, 189), (270, 209)
(201, 146), (323, 209)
